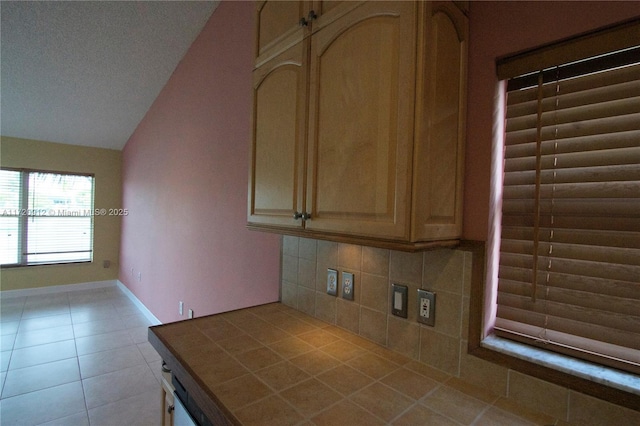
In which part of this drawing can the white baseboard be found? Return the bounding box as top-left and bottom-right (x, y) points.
(0, 279), (117, 298)
(117, 280), (162, 325)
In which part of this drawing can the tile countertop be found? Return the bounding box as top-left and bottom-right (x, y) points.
(148, 302), (554, 426)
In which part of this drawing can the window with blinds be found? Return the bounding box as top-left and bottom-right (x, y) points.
(495, 20), (639, 375)
(0, 169), (94, 266)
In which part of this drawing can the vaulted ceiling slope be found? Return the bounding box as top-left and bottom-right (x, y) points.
(1, 1), (219, 151)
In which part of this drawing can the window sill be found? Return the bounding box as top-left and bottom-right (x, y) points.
(482, 335), (640, 397)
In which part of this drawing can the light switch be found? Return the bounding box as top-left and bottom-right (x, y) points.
(391, 284), (408, 318)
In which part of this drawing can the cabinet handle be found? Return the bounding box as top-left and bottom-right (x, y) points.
(301, 212), (312, 220)
(293, 211), (303, 220)
(167, 405), (174, 414)
(307, 10), (317, 22)
(298, 17), (308, 27)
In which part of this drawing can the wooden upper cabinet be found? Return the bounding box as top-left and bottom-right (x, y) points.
(255, 0), (364, 67)
(411, 1), (468, 241)
(305, 1), (417, 239)
(255, 1), (308, 67)
(249, 1), (468, 251)
(248, 42), (308, 229)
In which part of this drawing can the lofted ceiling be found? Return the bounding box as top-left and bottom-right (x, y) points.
(1, 0), (220, 151)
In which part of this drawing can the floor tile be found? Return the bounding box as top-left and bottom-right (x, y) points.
(0, 286), (162, 425)
(121, 313), (152, 329)
(2, 357), (80, 398)
(1, 334), (15, 351)
(21, 297), (70, 319)
(1, 321), (20, 335)
(82, 363), (159, 409)
(1, 350), (11, 372)
(148, 359), (164, 383)
(0, 381), (85, 425)
(79, 345), (146, 379)
(0, 310), (23, 323)
(18, 313), (72, 332)
(128, 325), (150, 344)
(14, 325), (74, 349)
(87, 388), (161, 426)
(115, 302), (143, 317)
(137, 341), (161, 363)
(9, 339), (77, 370)
(474, 406), (535, 426)
(25, 293), (69, 306)
(70, 305), (119, 325)
(72, 317), (126, 338)
(37, 410), (90, 426)
(422, 384), (489, 425)
(75, 329), (134, 356)
(1, 296), (25, 308)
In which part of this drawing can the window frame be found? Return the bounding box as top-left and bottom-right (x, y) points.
(467, 17), (640, 411)
(0, 167), (96, 268)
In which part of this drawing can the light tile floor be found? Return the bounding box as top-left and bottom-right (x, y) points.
(0, 286), (163, 426)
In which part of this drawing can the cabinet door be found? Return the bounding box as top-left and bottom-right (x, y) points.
(310, 1), (365, 33)
(248, 42), (308, 229)
(255, 0), (309, 67)
(411, 1), (468, 241)
(305, 1), (417, 239)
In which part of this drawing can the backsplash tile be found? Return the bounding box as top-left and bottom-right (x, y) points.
(279, 235), (638, 424)
(360, 272), (388, 313)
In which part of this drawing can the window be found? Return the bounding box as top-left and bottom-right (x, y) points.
(0, 169), (95, 266)
(489, 19), (640, 376)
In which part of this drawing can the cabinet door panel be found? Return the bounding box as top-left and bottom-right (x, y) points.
(412, 2), (467, 241)
(255, 0), (308, 66)
(305, 1), (417, 238)
(249, 43), (307, 228)
(311, 1), (364, 33)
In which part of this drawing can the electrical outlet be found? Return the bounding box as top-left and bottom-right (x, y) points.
(417, 289), (436, 326)
(327, 269), (338, 296)
(342, 272), (354, 300)
(179, 301), (184, 316)
(188, 309), (194, 319)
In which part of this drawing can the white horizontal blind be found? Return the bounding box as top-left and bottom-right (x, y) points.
(0, 170), (94, 266)
(496, 44), (640, 374)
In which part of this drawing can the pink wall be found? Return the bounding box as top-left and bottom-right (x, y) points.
(119, 1), (638, 322)
(119, 1), (281, 323)
(463, 1), (639, 240)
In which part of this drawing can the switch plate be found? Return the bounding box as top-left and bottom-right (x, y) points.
(179, 301), (184, 316)
(391, 284), (408, 318)
(342, 272), (354, 300)
(417, 289), (436, 326)
(327, 269), (338, 296)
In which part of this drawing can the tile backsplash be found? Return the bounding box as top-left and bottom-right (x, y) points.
(281, 237), (470, 376)
(280, 236), (640, 425)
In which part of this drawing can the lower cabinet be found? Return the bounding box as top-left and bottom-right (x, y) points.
(161, 368), (175, 426)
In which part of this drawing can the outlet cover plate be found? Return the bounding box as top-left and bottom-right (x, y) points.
(327, 269), (338, 296)
(417, 289), (436, 326)
(342, 272), (354, 300)
(391, 284), (408, 318)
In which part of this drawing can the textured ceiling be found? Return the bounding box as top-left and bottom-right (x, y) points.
(1, 0), (219, 151)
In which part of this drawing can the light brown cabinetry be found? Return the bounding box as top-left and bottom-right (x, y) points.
(161, 369), (174, 426)
(248, 1), (468, 251)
